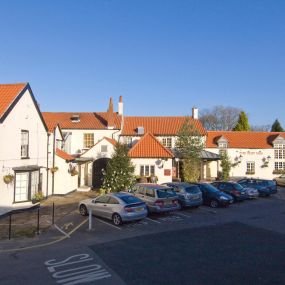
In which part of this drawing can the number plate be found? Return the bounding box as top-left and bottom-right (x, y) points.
(135, 207), (143, 212)
(192, 195), (199, 200)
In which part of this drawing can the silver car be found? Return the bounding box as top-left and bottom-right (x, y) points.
(78, 193), (148, 226)
(129, 183), (180, 213)
(274, 174), (285, 186)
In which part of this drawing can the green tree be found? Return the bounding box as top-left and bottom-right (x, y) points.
(175, 117), (204, 182)
(102, 143), (135, 192)
(232, 111), (250, 131)
(220, 151), (231, 181)
(271, 119), (284, 132)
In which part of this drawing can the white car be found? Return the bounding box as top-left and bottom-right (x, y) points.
(274, 174), (285, 187)
(244, 187), (259, 199)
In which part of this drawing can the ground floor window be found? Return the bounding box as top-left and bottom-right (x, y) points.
(274, 161), (285, 170)
(246, 162), (255, 174)
(14, 171), (40, 202)
(140, 165), (155, 177)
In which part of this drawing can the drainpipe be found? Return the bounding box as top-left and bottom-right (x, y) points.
(52, 127), (56, 195)
(111, 129), (121, 141)
(46, 133), (50, 198)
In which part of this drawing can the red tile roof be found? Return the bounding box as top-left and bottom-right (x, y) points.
(104, 137), (117, 146)
(42, 112), (122, 132)
(56, 148), (75, 161)
(0, 83), (27, 118)
(121, 116), (206, 136)
(206, 131), (285, 149)
(129, 133), (174, 158)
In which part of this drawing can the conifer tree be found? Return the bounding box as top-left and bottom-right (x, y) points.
(271, 119), (284, 132)
(102, 143), (135, 192)
(220, 151), (231, 181)
(175, 117), (204, 182)
(232, 111), (250, 131)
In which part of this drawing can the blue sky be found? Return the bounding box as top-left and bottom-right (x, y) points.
(0, 0), (284, 127)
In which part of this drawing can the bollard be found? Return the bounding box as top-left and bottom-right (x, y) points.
(37, 208), (40, 235)
(8, 213), (12, 240)
(88, 209), (92, 230)
(52, 202), (55, 225)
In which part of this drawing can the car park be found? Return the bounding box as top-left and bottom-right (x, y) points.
(161, 182), (203, 209)
(211, 181), (248, 201)
(78, 193), (148, 226)
(237, 178), (277, 196)
(195, 183), (234, 208)
(274, 174), (285, 186)
(129, 183), (180, 213)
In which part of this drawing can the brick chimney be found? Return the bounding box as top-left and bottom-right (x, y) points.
(192, 107), (198, 119)
(118, 95), (123, 116)
(107, 97), (114, 129)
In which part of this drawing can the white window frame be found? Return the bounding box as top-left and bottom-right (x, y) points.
(140, 165), (155, 176)
(162, 137), (172, 148)
(83, 133), (94, 148)
(246, 162), (255, 174)
(21, 130), (29, 158)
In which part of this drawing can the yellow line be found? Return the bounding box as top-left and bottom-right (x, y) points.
(0, 218), (88, 254)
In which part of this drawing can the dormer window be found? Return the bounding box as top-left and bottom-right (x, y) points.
(218, 142), (228, 148)
(71, 114), (80, 123)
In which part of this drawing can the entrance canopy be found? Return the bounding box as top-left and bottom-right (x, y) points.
(200, 150), (220, 161)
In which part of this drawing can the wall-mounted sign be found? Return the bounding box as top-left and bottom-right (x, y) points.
(239, 151), (263, 156)
(164, 169), (171, 176)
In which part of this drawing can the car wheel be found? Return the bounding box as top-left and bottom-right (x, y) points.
(112, 213), (122, 226)
(79, 204), (88, 216)
(210, 200), (219, 208)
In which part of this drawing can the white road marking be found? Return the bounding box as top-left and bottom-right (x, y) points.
(45, 254), (111, 284)
(146, 217), (161, 224)
(175, 212), (191, 218)
(95, 218), (122, 230)
(54, 224), (71, 238)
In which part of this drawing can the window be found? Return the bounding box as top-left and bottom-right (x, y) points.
(101, 145), (108, 152)
(21, 130), (29, 158)
(145, 188), (155, 197)
(140, 165), (155, 176)
(274, 149), (285, 159)
(15, 173), (29, 202)
(96, 195), (110, 203)
(162, 137), (172, 148)
(108, 197), (119, 204)
(275, 162), (285, 170)
(219, 149), (226, 157)
(218, 142), (228, 148)
(83, 133), (94, 148)
(124, 137), (132, 147)
(31, 171), (39, 197)
(246, 162), (255, 174)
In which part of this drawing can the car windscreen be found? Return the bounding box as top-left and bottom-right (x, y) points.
(233, 183), (243, 190)
(157, 188), (177, 198)
(184, 186), (200, 194)
(203, 184), (220, 193)
(120, 195), (143, 204)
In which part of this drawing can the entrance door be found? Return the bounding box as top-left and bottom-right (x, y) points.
(15, 172), (29, 202)
(92, 158), (110, 189)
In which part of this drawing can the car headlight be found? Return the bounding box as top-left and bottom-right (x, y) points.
(220, 196), (228, 200)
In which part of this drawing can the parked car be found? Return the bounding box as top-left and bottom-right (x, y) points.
(243, 186), (259, 199)
(78, 193), (148, 226)
(211, 181), (248, 201)
(161, 182), (203, 209)
(195, 183), (234, 208)
(237, 178), (277, 196)
(274, 174), (285, 187)
(128, 183), (180, 213)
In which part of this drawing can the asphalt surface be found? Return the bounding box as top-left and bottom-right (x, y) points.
(1, 188), (285, 285)
(91, 222), (285, 285)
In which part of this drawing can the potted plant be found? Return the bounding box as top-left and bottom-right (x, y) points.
(50, 166), (58, 173)
(31, 192), (44, 204)
(3, 174), (14, 184)
(70, 169), (78, 176)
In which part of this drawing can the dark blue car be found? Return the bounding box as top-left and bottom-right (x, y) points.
(237, 178), (277, 197)
(195, 183), (233, 208)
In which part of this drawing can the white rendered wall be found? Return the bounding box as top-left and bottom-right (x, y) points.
(131, 158), (173, 184)
(0, 90), (49, 207)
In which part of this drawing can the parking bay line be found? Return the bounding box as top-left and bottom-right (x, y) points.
(145, 217), (161, 224)
(175, 212), (191, 218)
(94, 218), (122, 230)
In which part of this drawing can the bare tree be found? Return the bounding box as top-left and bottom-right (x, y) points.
(200, 106), (241, 131)
(251, 125), (271, 132)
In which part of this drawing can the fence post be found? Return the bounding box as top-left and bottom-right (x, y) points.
(52, 202), (55, 225)
(8, 213), (12, 240)
(37, 208), (40, 235)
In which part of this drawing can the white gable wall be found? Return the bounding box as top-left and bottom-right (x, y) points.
(0, 89), (49, 206)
